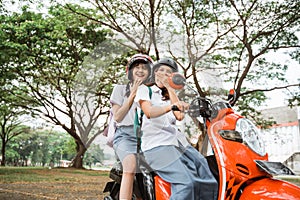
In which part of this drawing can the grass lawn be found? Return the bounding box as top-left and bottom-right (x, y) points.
(0, 167), (299, 199)
(0, 167), (111, 200)
(275, 174), (300, 186)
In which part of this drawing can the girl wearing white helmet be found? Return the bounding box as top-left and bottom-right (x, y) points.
(110, 53), (153, 200)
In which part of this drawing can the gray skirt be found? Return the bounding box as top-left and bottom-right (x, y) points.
(113, 125), (138, 162)
(144, 144), (218, 200)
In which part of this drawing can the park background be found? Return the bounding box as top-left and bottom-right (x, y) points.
(0, 0), (299, 198)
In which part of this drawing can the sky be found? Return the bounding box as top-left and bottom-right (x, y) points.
(259, 52), (300, 109)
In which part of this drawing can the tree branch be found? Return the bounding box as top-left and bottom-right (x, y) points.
(240, 83), (300, 96)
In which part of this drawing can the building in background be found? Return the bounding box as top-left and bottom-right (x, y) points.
(260, 106), (300, 174)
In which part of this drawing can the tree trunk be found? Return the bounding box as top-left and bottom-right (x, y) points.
(1, 140), (6, 166)
(70, 140), (87, 169)
(190, 117), (206, 152)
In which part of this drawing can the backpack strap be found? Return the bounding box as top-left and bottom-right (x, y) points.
(148, 86), (153, 98)
(139, 86), (152, 119)
(134, 86), (152, 153)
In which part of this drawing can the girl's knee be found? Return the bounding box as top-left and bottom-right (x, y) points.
(122, 154), (137, 172)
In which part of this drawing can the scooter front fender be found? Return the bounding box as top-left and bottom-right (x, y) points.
(240, 177), (300, 200)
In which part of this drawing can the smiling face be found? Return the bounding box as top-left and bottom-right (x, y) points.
(131, 63), (150, 82)
(154, 65), (173, 88)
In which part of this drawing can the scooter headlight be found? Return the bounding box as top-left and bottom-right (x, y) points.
(235, 118), (266, 156)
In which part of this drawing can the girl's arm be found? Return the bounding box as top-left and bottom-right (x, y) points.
(139, 100), (173, 119)
(158, 73), (189, 121)
(167, 89), (188, 121)
(113, 79), (142, 122)
(139, 94), (188, 121)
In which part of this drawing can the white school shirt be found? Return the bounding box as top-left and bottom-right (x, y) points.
(135, 84), (189, 152)
(110, 84), (137, 127)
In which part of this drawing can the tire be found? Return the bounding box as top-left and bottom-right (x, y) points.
(103, 196), (114, 200)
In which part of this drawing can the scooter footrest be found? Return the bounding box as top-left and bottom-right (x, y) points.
(103, 181), (115, 193)
(109, 172), (122, 183)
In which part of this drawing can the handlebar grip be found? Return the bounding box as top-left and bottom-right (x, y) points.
(171, 104), (180, 111)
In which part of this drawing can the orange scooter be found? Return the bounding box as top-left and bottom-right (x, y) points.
(154, 73), (300, 199)
(103, 74), (300, 199)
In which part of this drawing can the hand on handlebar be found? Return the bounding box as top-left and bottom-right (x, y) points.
(171, 101), (189, 112)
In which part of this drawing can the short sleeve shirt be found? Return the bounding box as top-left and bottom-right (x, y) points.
(110, 84), (137, 127)
(135, 84), (189, 151)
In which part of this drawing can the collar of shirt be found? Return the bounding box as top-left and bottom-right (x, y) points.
(151, 85), (162, 95)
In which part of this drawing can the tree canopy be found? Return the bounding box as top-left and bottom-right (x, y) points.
(60, 0), (300, 151)
(1, 0), (299, 166)
(0, 3), (125, 168)
(68, 0), (299, 123)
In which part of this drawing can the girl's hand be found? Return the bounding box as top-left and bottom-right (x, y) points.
(130, 79), (143, 96)
(170, 101), (189, 121)
(156, 72), (172, 90)
(172, 101), (190, 112)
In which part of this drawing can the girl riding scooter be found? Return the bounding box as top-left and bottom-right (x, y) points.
(134, 58), (218, 200)
(110, 54), (153, 200)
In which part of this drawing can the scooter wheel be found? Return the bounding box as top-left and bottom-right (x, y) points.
(103, 196), (114, 200)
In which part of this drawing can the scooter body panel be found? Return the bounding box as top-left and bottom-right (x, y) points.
(208, 110), (271, 200)
(154, 176), (171, 200)
(240, 178), (300, 200)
